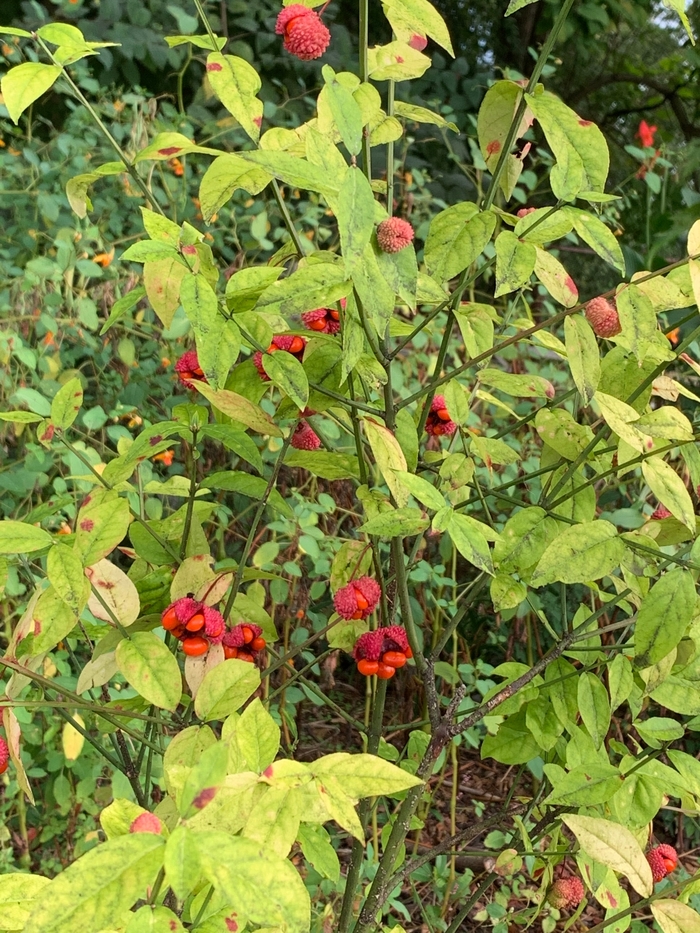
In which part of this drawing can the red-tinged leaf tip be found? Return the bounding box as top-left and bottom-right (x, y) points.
(253, 116), (262, 127)
(579, 119), (593, 127)
(193, 786), (218, 809)
(565, 276), (577, 293)
(80, 518), (94, 531)
(207, 62), (223, 71)
(158, 146), (182, 155)
(486, 140), (501, 156)
(263, 764), (274, 777)
(182, 244), (197, 255)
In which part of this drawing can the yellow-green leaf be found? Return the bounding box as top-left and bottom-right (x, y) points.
(562, 814), (652, 897)
(1, 63), (61, 124)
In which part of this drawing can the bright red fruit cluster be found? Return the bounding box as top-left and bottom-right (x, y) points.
(254, 335), (307, 379)
(650, 503), (672, 520)
(275, 4), (330, 60)
(302, 307), (341, 335)
(425, 395), (457, 436)
(333, 576), (381, 620)
(547, 876), (585, 909)
(353, 626), (412, 679)
(222, 623), (267, 662)
(161, 596), (225, 656)
(175, 350), (207, 388)
(647, 844), (678, 882)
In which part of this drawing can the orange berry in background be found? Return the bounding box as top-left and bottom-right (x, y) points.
(185, 613), (205, 632)
(382, 651), (406, 668)
(358, 659), (379, 676)
(182, 636), (209, 657)
(242, 626), (254, 644)
(295, 609), (305, 619)
(289, 336), (305, 353)
(377, 663), (396, 679)
(251, 636), (266, 651)
(237, 651), (254, 663)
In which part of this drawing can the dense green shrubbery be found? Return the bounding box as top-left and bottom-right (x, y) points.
(3, 1), (700, 932)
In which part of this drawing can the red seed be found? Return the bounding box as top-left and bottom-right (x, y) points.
(330, 309), (340, 321)
(183, 636), (208, 657)
(405, 645), (413, 659)
(289, 336), (305, 354)
(185, 612), (205, 632)
(242, 626), (254, 644)
(309, 318), (326, 331)
(437, 408), (452, 421)
(251, 636), (266, 651)
(382, 651), (406, 668)
(355, 591), (369, 611)
(224, 645), (238, 660)
(161, 606), (179, 630)
(358, 659), (379, 676)
(377, 663), (396, 679)
(237, 651), (254, 663)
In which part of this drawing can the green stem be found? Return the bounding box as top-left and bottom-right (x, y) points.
(358, 0), (371, 179)
(223, 435), (292, 620)
(180, 427), (199, 560)
(386, 81), (395, 213)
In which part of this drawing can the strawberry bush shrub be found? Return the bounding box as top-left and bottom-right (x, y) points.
(2, 1), (700, 932)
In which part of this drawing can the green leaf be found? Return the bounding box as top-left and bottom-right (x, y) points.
(545, 763), (622, 806)
(313, 752), (422, 796)
(367, 41), (431, 81)
(635, 717), (685, 747)
(179, 741), (229, 817)
(478, 369), (554, 399)
(116, 632), (182, 712)
(532, 521), (624, 587)
(0, 521), (52, 554)
(337, 168), (375, 274)
(330, 541), (372, 592)
(533, 247), (578, 306)
(144, 257), (188, 329)
(392, 470), (445, 511)
(636, 407), (693, 441)
(634, 569), (696, 667)
(253, 263), (351, 317)
(263, 351), (309, 411)
(0, 27), (32, 37)
(75, 496), (131, 565)
(0, 873), (51, 931)
(100, 286), (146, 335)
(23, 835), (165, 933)
(565, 315), (600, 406)
(321, 66), (364, 156)
(239, 150), (340, 197)
(195, 832), (310, 933)
(236, 698), (281, 772)
(363, 417), (409, 507)
(164, 825), (201, 902)
(494, 231), (536, 297)
(562, 815), (653, 897)
(381, 0), (453, 55)
(661, 0), (695, 42)
(358, 507), (429, 538)
(505, 0), (538, 14)
(527, 92), (609, 200)
(193, 383), (283, 437)
(180, 275), (240, 390)
(642, 457), (695, 531)
(297, 824), (340, 881)
(205, 471), (292, 517)
(493, 507), (551, 573)
(205, 53), (263, 143)
(121, 241), (181, 263)
(49, 377), (83, 430)
(199, 154), (271, 221)
(563, 207), (625, 273)
(352, 243), (397, 333)
(652, 900), (700, 933)
(608, 654), (633, 712)
(616, 285), (657, 362)
(481, 711), (541, 764)
(165, 33), (227, 50)
(425, 203), (496, 283)
(577, 672), (611, 749)
(514, 207), (574, 244)
(285, 449), (360, 480)
(47, 545), (89, 613)
(1, 63), (61, 124)
(445, 511), (494, 575)
(194, 659), (261, 722)
(243, 785), (301, 858)
(476, 80), (532, 197)
(126, 906), (185, 933)
(0, 411), (45, 424)
(394, 101), (458, 132)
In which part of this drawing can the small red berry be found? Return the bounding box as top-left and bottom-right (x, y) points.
(0, 737), (9, 775)
(224, 645), (239, 660)
(302, 308), (341, 335)
(376, 217), (414, 253)
(161, 605), (179, 631)
(182, 636), (209, 657)
(237, 651), (254, 663)
(254, 334), (307, 379)
(584, 296), (621, 338)
(358, 659), (379, 676)
(651, 503), (672, 520)
(291, 421), (321, 451)
(377, 662), (396, 679)
(334, 576), (381, 620)
(275, 4), (330, 61)
(175, 350), (207, 388)
(251, 636), (266, 651)
(425, 395), (457, 437)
